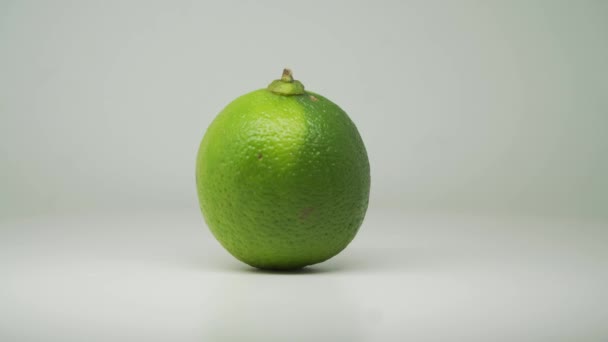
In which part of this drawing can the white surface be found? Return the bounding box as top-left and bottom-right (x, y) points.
(1, 208), (606, 341)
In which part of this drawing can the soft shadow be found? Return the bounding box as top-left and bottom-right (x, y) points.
(183, 254), (334, 274)
(242, 265), (332, 275)
(187, 247), (433, 274)
(224, 247), (417, 274)
(312, 247), (429, 273)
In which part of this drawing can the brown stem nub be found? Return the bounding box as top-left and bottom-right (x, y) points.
(281, 68), (294, 82)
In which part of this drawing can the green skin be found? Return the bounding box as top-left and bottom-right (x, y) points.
(196, 71), (370, 270)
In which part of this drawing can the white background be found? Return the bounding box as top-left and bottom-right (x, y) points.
(1, 1), (607, 341)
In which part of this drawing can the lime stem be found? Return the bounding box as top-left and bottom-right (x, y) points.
(267, 68), (306, 96)
(281, 68), (294, 82)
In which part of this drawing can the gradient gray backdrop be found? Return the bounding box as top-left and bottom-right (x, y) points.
(2, 0), (606, 219)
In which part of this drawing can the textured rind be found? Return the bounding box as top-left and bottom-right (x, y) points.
(196, 89), (370, 270)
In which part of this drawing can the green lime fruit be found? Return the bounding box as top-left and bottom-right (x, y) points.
(196, 69), (370, 270)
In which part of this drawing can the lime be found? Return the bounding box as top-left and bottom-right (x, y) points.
(196, 69), (370, 270)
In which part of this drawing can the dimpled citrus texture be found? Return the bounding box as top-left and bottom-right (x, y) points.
(196, 89), (370, 270)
